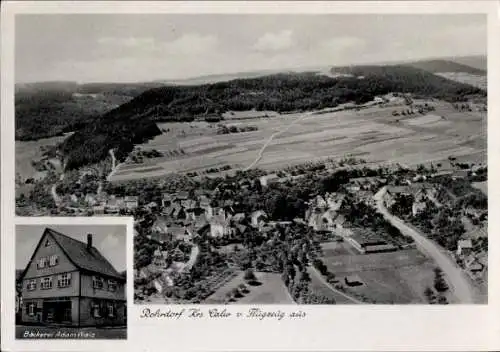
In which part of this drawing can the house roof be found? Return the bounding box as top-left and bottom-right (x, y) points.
(458, 239), (473, 248)
(176, 191), (189, 200)
(35, 228), (123, 281)
(125, 196), (138, 202)
(386, 185), (411, 194)
(162, 193), (173, 201)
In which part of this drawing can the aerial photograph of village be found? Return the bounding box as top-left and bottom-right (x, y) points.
(15, 13), (487, 305)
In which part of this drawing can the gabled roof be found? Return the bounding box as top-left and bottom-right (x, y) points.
(22, 228), (124, 281)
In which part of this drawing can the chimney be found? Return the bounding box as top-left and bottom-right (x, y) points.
(87, 234), (93, 250)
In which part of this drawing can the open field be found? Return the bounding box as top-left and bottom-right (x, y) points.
(16, 135), (66, 180)
(71, 100), (485, 182)
(321, 248), (440, 304)
(434, 72), (487, 90)
(204, 271), (295, 304)
(307, 267), (359, 304)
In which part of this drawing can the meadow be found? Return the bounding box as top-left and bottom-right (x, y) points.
(320, 247), (441, 304)
(108, 100), (486, 181)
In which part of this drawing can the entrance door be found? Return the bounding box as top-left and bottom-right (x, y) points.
(42, 301), (72, 324)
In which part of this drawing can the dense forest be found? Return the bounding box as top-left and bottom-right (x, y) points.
(15, 82), (165, 141)
(22, 65), (486, 170)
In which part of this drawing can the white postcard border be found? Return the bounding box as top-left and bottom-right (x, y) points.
(2, 1), (500, 351)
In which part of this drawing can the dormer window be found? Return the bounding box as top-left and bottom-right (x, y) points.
(37, 257), (48, 269)
(49, 255), (59, 267)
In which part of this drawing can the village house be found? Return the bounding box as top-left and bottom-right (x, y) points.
(383, 185), (412, 208)
(209, 213), (233, 238)
(251, 210), (268, 228)
(152, 248), (169, 268)
(124, 196), (139, 211)
(259, 174), (279, 187)
(325, 193), (346, 212)
(161, 193), (173, 208)
(170, 225), (193, 242)
(18, 228), (126, 327)
(412, 200), (427, 216)
(457, 239), (473, 256)
(84, 194), (97, 207)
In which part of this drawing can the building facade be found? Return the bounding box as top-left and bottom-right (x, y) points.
(19, 228), (126, 327)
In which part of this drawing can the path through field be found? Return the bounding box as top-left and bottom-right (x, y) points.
(309, 266), (364, 304)
(374, 187), (475, 303)
(243, 111), (313, 171)
(106, 149), (122, 182)
(50, 173), (64, 205)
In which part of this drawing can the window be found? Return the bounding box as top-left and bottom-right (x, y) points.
(26, 279), (36, 291)
(108, 280), (117, 292)
(57, 273), (72, 288)
(108, 304), (115, 317)
(40, 277), (52, 290)
(44, 239), (50, 247)
(49, 255), (59, 267)
(92, 304), (101, 318)
(37, 257), (47, 269)
(92, 276), (104, 289)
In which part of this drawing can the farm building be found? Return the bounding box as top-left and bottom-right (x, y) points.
(346, 229), (397, 254)
(344, 275), (364, 287)
(124, 196), (139, 210)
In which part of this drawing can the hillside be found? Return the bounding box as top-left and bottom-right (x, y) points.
(404, 59), (486, 75)
(15, 82), (165, 141)
(59, 66), (485, 170)
(449, 55), (487, 71)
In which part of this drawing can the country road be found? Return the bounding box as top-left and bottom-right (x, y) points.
(243, 112), (312, 171)
(106, 149), (122, 182)
(374, 187), (475, 303)
(309, 266), (364, 304)
(50, 173), (65, 205)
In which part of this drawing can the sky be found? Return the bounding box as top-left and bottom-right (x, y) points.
(15, 14), (487, 83)
(16, 224), (127, 271)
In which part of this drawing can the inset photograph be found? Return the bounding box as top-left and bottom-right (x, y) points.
(15, 223), (127, 339)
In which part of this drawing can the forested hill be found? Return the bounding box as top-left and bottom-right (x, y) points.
(15, 82), (165, 141)
(60, 66), (485, 170)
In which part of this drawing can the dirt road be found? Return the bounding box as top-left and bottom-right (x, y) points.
(309, 266), (364, 304)
(243, 112), (312, 171)
(374, 187), (475, 303)
(106, 149), (122, 181)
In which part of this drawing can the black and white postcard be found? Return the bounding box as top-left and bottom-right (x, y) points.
(2, 1), (499, 351)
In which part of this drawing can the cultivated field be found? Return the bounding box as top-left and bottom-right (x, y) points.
(204, 271), (295, 304)
(16, 135), (66, 180)
(321, 248), (440, 304)
(434, 72), (487, 90)
(100, 100), (486, 181)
